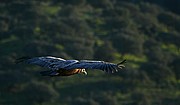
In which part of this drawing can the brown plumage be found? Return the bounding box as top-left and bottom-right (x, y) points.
(56, 69), (84, 76)
(39, 68), (87, 76)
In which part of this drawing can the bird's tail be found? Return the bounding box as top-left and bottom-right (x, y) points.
(15, 56), (31, 64)
(40, 70), (58, 77)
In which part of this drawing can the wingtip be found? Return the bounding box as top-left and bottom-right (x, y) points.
(118, 59), (126, 65)
(117, 59), (126, 69)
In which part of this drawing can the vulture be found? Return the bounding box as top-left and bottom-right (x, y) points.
(16, 56), (126, 77)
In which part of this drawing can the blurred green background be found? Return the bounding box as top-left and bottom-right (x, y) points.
(0, 0), (179, 105)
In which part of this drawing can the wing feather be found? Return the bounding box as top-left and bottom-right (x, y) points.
(16, 56), (78, 70)
(104, 64), (109, 73)
(106, 64), (112, 73)
(16, 56), (125, 73)
(64, 60), (122, 73)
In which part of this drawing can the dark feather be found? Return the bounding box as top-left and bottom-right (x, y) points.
(16, 56), (126, 74)
(15, 56), (32, 64)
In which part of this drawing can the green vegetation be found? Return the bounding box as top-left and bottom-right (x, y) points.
(0, 0), (179, 105)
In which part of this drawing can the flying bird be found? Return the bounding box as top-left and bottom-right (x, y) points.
(16, 56), (126, 77)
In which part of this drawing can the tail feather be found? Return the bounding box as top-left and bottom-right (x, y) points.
(15, 56), (31, 64)
(40, 70), (58, 76)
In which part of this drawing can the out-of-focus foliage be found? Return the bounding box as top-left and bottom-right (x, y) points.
(0, 0), (179, 105)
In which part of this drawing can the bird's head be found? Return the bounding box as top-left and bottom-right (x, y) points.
(81, 69), (87, 75)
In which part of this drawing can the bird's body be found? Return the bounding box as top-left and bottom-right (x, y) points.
(57, 69), (82, 76)
(48, 69), (83, 76)
(16, 56), (126, 77)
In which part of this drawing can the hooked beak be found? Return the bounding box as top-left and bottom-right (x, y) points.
(81, 69), (88, 75)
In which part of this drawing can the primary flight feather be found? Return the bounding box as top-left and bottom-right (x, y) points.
(16, 56), (126, 76)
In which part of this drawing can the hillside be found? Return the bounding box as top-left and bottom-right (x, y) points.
(0, 0), (179, 105)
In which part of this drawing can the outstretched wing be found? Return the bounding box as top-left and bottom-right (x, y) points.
(64, 60), (126, 73)
(16, 56), (79, 70)
(16, 56), (126, 73)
